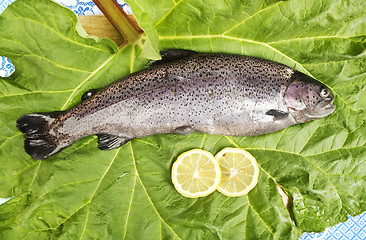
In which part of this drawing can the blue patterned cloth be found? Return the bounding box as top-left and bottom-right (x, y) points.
(0, 1), (365, 239)
(57, 0), (132, 15)
(0, 0), (15, 77)
(300, 213), (366, 240)
(0, 52), (14, 77)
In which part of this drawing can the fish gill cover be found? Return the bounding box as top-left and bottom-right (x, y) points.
(0, 0), (365, 239)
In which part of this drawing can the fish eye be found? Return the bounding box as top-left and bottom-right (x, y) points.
(319, 88), (330, 98)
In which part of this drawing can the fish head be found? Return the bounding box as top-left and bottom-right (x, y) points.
(284, 72), (335, 123)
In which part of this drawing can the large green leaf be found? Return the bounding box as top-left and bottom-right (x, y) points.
(0, 0), (365, 239)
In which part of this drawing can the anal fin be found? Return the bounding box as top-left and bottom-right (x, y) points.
(97, 134), (131, 150)
(172, 125), (196, 135)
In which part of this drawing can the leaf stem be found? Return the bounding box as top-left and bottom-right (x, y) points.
(92, 0), (143, 45)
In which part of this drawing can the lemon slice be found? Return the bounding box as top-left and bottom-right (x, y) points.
(215, 147), (259, 197)
(171, 149), (221, 198)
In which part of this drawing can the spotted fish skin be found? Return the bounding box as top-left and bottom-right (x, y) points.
(16, 53), (335, 159)
(58, 54), (294, 140)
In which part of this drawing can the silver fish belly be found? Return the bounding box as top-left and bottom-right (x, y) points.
(17, 52), (335, 159)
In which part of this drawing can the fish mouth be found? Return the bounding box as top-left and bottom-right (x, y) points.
(319, 98), (336, 112)
(303, 99), (336, 119)
(318, 97), (334, 108)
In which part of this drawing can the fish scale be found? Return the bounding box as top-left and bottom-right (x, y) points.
(16, 51), (335, 159)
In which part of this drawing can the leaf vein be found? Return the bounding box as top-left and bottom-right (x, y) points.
(130, 142), (182, 240)
(155, 0), (184, 27)
(27, 161), (41, 192)
(0, 133), (21, 149)
(19, 53), (91, 73)
(7, 16), (112, 52)
(246, 195), (275, 236)
(267, 35), (364, 44)
(51, 148), (121, 232)
(61, 53), (117, 110)
(222, 1), (282, 35)
(0, 89), (73, 99)
(123, 173), (137, 239)
(79, 204), (91, 240)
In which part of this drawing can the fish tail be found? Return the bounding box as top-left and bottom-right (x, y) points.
(16, 112), (63, 160)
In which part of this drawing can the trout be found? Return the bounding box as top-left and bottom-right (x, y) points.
(17, 50), (335, 159)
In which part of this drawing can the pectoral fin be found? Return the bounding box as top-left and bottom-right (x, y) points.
(97, 134), (131, 150)
(265, 109), (289, 120)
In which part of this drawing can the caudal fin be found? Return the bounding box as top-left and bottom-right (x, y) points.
(17, 113), (61, 160)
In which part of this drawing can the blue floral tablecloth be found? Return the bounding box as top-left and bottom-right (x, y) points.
(0, 0), (365, 239)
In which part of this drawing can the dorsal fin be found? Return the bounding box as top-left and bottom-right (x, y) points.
(147, 49), (197, 66)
